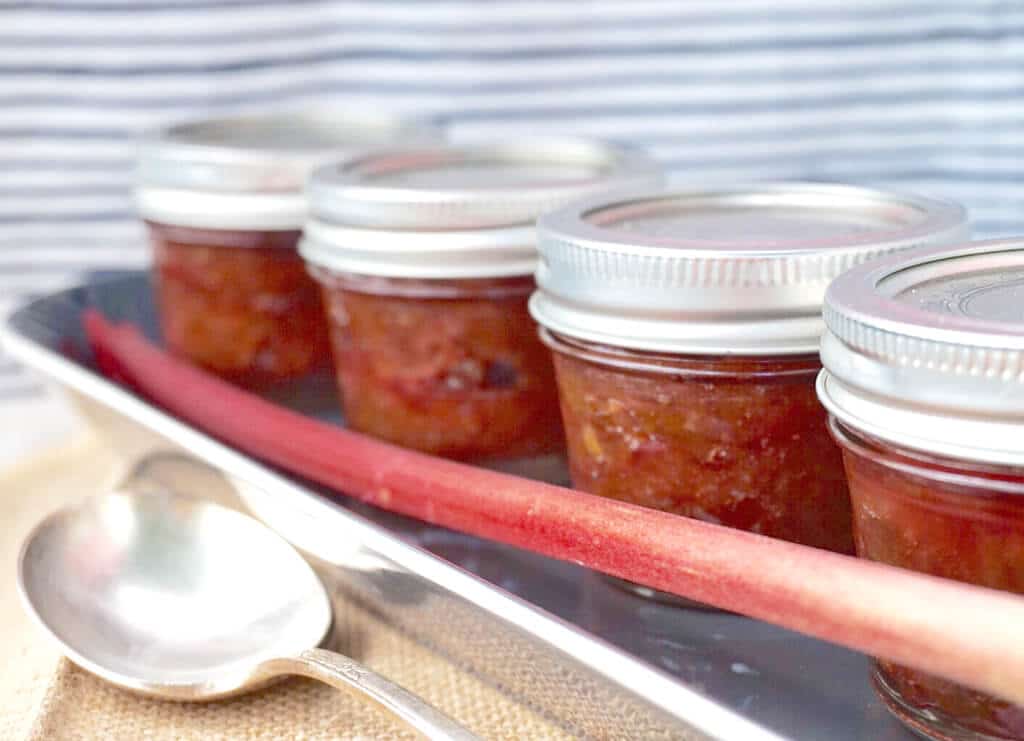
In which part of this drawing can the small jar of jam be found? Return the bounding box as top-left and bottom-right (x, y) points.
(819, 240), (1024, 740)
(531, 185), (967, 562)
(135, 109), (441, 386)
(300, 139), (662, 466)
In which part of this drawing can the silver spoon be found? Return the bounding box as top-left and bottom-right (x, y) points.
(17, 487), (477, 740)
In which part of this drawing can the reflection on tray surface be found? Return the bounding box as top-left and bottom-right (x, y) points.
(10, 274), (920, 741)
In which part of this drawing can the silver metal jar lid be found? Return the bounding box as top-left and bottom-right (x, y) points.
(299, 138), (663, 279)
(530, 183), (968, 355)
(819, 239), (1024, 466)
(135, 109), (443, 231)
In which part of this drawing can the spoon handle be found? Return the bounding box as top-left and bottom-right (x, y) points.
(258, 648), (480, 741)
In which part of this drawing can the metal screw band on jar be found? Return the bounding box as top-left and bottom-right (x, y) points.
(300, 219), (539, 280)
(299, 138), (663, 280)
(819, 239), (1024, 467)
(305, 137), (663, 229)
(530, 183), (968, 356)
(135, 108), (443, 231)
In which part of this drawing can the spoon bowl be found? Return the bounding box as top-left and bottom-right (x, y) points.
(18, 487), (476, 739)
(19, 490), (331, 699)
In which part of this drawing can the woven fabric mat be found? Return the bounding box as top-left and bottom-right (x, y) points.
(0, 434), (571, 740)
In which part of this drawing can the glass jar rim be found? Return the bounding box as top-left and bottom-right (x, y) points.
(542, 328), (820, 379)
(307, 263), (536, 299)
(829, 416), (1024, 496)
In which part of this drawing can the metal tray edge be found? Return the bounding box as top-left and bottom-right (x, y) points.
(1, 293), (784, 741)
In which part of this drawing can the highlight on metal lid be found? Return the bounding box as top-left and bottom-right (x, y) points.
(530, 183), (968, 356)
(819, 239), (1024, 466)
(305, 138), (663, 230)
(135, 108), (443, 230)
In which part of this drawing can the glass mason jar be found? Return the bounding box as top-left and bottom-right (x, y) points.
(300, 139), (662, 466)
(531, 185), (967, 567)
(135, 109), (441, 386)
(819, 240), (1024, 740)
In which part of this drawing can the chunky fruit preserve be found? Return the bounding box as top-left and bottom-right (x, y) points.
(300, 139), (662, 463)
(819, 240), (1024, 739)
(549, 335), (853, 552)
(834, 422), (1024, 739)
(150, 223), (329, 385)
(315, 270), (563, 461)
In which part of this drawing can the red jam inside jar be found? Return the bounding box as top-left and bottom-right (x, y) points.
(831, 421), (1024, 740)
(148, 222), (330, 386)
(300, 139), (663, 465)
(817, 240), (1024, 740)
(313, 268), (564, 462)
(547, 333), (853, 552)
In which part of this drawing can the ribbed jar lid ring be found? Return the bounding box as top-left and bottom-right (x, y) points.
(530, 183), (968, 355)
(306, 138), (663, 230)
(820, 238), (1024, 466)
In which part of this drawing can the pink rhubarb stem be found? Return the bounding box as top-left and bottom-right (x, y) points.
(84, 310), (1024, 706)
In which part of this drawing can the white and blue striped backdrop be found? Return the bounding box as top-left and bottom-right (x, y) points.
(3, 0), (1023, 400)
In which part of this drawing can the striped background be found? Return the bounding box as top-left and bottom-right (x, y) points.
(3, 0), (1024, 400)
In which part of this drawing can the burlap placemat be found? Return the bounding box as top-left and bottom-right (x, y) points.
(0, 434), (572, 740)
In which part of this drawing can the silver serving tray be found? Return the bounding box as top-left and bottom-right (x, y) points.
(2, 274), (918, 740)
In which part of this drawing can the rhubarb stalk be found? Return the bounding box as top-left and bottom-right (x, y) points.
(84, 310), (1024, 706)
